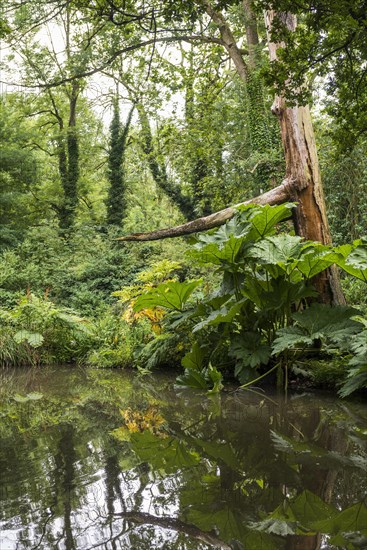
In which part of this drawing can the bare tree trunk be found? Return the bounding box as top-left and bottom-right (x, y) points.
(265, 11), (345, 305)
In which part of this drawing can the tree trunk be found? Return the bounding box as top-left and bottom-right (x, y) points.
(265, 11), (345, 305)
(120, 2), (345, 304)
(137, 103), (196, 220)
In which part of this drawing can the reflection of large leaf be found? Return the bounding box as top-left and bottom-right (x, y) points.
(290, 490), (336, 526)
(130, 430), (200, 474)
(270, 431), (367, 471)
(187, 506), (247, 543)
(313, 501), (367, 538)
(270, 430), (328, 458)
(253, 490), (336, 536)
(133, 280), (202, 312)
(189, 437), (242, 471)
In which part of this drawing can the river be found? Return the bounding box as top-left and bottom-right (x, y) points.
(0, 366), (366, 549)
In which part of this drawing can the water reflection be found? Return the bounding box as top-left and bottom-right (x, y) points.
(0, 367), (366, 549)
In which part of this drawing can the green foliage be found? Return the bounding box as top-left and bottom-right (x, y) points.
(176, 343), (224, 393)
(0, 225), (151, 314)
(258, 0), (367, 149)
(106, 102), (134, 226)
(334, 238), (367, 283)
(272, 304), (361, 355)
(320, 140), (367, 245)
(0, 293), (92, 366)
(339, 317), (367, 397)
(253, 489), (367, 548)
(130, 204), (367, 395)
(0, 97), (39, 249)
(133, 279), (202, 312)
(85, 310), (151, 369)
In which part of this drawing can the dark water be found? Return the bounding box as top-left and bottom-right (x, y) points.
(0, 367), (366, 550)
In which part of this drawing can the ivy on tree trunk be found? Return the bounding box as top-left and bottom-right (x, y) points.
(106, 102), (134, 226)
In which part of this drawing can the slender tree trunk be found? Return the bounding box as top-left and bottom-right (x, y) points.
(137, 103), (196, 220)
(106, 101), (134, 226)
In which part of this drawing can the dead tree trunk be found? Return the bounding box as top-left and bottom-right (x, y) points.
(265, 11), (345, 305)
(119, 2), (345, 305)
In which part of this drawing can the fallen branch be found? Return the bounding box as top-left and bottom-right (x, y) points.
(117, 179), (291, 241)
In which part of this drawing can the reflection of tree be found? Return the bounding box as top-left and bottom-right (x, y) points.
(53, 425), (77, 550)
(283, 405), (349, 550)
(1, 368), (366, 549)
(103, 511), (231, 549)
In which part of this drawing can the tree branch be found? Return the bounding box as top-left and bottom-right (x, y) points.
(1, 35), (225, 90)
(112, 510), (232, 549)
(117, 179), (291, 241)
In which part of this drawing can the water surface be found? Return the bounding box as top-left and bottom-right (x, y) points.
(0, 366), (366, 549)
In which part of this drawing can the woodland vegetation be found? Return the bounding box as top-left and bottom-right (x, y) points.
(0, 0), (366, 395)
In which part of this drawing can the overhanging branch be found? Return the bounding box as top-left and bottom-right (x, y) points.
(117, 179), (291, 241)
(1, 35), (225, 90)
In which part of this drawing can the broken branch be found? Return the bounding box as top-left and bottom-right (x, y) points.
(117, 179), (291, 242)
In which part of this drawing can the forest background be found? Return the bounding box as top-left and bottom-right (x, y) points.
(0, 0), (366, 395)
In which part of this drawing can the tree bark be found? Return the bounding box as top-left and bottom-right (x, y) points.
(265, 11), (345, 305)
(117, 180), (290, 241)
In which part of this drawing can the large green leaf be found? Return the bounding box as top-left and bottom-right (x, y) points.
(192, 298), (245, 332)
(347, 239), (367, 270)
(13, 330), (44, 348)
(334, 240), (367, 282)
(175, 368), (209, 390)
(272, 327), (314, 355)
(230, 333), (271, 369)
(291, 304), (361, 342)
(272, 304), (361, 355)
(240, 203), (295, 240)
(181, 342), (205, 371)
(297, 248), (339, 279)
(190, 235), (245, 265)
(133, 279), (202, 312)
(249, 234), (303, 273)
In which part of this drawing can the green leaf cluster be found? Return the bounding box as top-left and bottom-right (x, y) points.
(0, 293), (93, 367)
(130, 204), (367, 394)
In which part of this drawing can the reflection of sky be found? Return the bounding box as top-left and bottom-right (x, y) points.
(0, 443), (188, 550)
